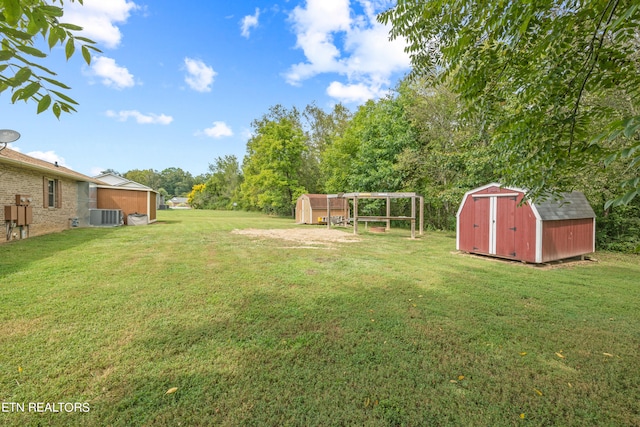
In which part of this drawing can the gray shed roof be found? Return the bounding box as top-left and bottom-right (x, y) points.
(533, 192), (596, 221)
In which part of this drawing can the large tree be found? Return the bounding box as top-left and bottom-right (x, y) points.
(380, 0), (640, 206)
(241, 105), (307, 216)
(158, 167), (195, 198)
(123, 169), (161, 190)
(188, 155), (242, 210)
(0, 0), (99, 117)
(322, 94), (416, 194)
(300, 103), (352, 194)
(396, 80), (500, 229)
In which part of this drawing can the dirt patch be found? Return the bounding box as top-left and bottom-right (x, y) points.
(232, 227), (361, 247)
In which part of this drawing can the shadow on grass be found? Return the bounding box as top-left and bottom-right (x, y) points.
(151, 220), (183, 225)
(122, 288), (451, 426)
(0, 226), (118, 280)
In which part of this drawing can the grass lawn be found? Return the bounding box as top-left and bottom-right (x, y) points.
(1, 209), (639, 426)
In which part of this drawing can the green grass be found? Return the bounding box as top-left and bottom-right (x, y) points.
(1, 209), (639, 426)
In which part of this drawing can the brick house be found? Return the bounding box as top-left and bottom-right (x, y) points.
(0, 147), (104, 241)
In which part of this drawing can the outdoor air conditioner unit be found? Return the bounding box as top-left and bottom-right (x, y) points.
(89, 209), (123, 226)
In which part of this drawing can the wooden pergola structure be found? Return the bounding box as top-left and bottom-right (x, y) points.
(327, 192), (424, 239)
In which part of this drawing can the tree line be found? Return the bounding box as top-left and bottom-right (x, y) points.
(181, 76), (639, 252)
(3, 1), (636, 251)
(119, 1), (639, 253)
(101, 167), (202, 202)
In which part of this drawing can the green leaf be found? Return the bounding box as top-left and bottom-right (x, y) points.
(2, 27), (33, 40)
(603, 153), (618, 167)
(16, 45), (48, 58)
(52, 102), (62, 118)
(41, 76), (70, 89)
(518, 13), (532, 36)
(29, 8), (48, 32)
(21, 81), (41, 99)
(13, 54), (57, 75)
(26, 15), (42, 36)
(620, 145), (639, 158)
(0, 50), (14, 61)
(48, 28), (60, 49)
(3, 0), (22, 27)
(60, 103), (77, 113)
(75, 36), (98, 44)
(604, 199), (615, 210)
(37, 94), (52, 114)
(84, 44), (102, 53)
(54, 27), (67, 45)
(81, 45), (91, 65)
(620, 189), (638, 205)
(623, 118), (640, 138)
(50, 89), (78, 105)
(607, 128), (623, 142)
(65, 38), (75, 60)
(38, 5), (64, 18)
(608, 4), (639, 31)
(59, 23), (84, 31)
(11, 89), (23, 103)
(13, 67), (33, 85)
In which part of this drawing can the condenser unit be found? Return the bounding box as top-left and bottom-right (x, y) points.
(89, 209), (123, 226)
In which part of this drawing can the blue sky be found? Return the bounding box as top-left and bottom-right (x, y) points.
(3, 0), (410, 177)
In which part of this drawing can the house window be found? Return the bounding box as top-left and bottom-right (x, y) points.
(43, 177), (62, 208)
(48, 179), (55, 207)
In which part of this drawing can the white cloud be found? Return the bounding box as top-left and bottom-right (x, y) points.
(200, 121), (234, 138)
(285, 0), (410, 103)
(86, 56), (135, 89)
(241, 8), (260, 38)
(89, 166), (106, 176)
(184, 58), (217, 92)
(106, 110), (173, 125)
(61, 0), (139, 49)
(326, 81), (386, 104)
(26, 151), (68, 167)
(285, 0), (351, 84)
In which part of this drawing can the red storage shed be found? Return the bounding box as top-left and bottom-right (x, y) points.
(456, 183), (596, 263)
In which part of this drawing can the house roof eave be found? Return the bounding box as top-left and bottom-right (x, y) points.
(0, 153), (106, 184)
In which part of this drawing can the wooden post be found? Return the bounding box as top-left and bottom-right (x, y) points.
(326, 196), (330, 230)
(411, 196), (416, 239)
(419, 196), (424, 236)
(386, 196), (391, 231)
(353, 196), (358, 235)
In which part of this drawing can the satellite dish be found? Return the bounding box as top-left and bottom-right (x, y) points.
(0, 129), (20, 151)
(0, 129), (20, 143)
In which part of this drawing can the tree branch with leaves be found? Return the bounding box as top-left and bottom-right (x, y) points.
(0, 0), (100, 117)
(379, 0), (640, 206)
